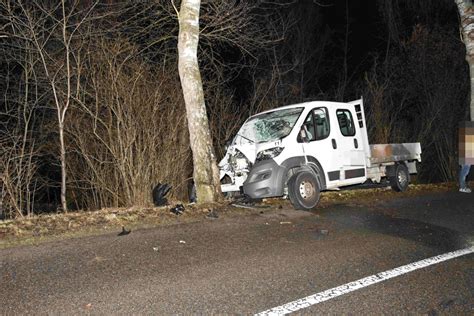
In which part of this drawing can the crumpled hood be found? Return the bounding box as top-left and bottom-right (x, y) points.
(219, 139), (283, 170)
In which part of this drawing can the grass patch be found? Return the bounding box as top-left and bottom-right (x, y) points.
(0, 182), (457, 248)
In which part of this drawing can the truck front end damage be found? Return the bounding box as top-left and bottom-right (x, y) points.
(218, 141), (286, 195)
(218, 106), (304, 196)
(219, 147), (253, 193)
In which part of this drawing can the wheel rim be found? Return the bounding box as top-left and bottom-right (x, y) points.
(299, 180), (315, 199)
(397, 170), (407, 187)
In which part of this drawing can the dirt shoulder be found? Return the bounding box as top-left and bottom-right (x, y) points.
(0, 182), (458, 248)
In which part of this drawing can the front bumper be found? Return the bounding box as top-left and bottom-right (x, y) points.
(243, 159), (286, 199)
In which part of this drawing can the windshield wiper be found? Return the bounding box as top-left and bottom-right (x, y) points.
(236, 133), (255, 144)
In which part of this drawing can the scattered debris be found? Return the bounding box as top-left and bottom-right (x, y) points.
(280, 221), (292, 225)
(232, 203), (255, 209)
(179, 240), (186, 244)
(152, 183), (171, 206)
(85, 303), (92, 309)
(152, 246), (160, 252)
(170, 204), (185, 215)
(312, 229), (329, 240)
(117, 226), (131, 236)
(206, 209), (219, 219)
(231, 195), (258, 209)
(92, 255), (107, 263)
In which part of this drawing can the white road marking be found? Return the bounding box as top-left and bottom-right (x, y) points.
(256, 246), (474, 315)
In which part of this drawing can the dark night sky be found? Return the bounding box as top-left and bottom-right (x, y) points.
(316, 0), (459, 77)
(322, 1), (383, 76)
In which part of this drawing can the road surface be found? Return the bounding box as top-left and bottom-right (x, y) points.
(1, 191), (473, 314)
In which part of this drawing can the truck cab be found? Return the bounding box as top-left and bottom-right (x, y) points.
(219, 99), (421, 210)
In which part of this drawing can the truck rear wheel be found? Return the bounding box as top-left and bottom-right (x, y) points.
(389, 164), (410, 192)
(288, 171), (320, 210)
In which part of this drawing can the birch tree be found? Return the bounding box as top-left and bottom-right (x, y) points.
(456, 0), (474, 121)
(177, 0), (222, 203)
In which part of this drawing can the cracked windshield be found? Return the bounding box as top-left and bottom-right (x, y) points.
(236, 107), (303, 144)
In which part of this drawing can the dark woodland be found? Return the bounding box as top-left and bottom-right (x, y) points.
(0, 0), (469, 218)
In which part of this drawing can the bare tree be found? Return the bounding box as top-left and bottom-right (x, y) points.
(455, 0), (474, 121)
(3, 0), (97, 211)
(176, 0), (221, 203)
(0, 8), (43, 218)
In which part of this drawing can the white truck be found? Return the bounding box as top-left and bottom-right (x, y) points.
(218, 98), (421, 210)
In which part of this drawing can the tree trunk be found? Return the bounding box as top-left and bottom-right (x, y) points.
(177, 0), (222, 203)
(456, 0), (474, 121)
(59, 121), (67, 211)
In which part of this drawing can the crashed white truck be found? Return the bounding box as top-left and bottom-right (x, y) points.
(218, 98), (421, 210)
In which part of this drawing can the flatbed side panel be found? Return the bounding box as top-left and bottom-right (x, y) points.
(369, 143), (421, 164)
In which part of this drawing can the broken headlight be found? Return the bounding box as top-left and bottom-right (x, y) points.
(256, 147), (284, 162)
(229, 149), (252, 172)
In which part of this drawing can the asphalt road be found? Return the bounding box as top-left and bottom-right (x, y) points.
(1, 191), (473, 315)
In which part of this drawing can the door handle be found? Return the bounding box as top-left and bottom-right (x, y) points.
(332, 139), (337, 149)
(354, 139), (358, 149)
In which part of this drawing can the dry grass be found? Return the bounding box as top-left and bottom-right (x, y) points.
(0, 182), (458, 248)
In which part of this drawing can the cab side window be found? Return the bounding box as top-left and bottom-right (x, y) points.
(336, 109), (355, 136)
(298, 112), (316, 142)
(297, 107), (330, 142)
(313, 108), (330, 140)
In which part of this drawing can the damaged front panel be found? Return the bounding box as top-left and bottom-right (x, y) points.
(219, 107), (303, 193)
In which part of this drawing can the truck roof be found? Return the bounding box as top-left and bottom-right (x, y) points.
(254, 100), (358, 116)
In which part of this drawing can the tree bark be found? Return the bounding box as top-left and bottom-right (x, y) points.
(177, 0), (222, 203)
(456, 0), (474, 121)
(59, 121), (67, 211)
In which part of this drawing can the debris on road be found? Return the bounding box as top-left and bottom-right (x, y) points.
(206, 209), (219, 219)
(117, 226), (131, 236)
(179, 240), (186, 244)
(312, 228), (329, 240)
(170, 204), (185, 215)
(231, 203), (254, 209)
(280, 221), (292, 225)
(152, 246), (160, 252)
(152, 183), (171, 206)
(231, 195), (260, 209)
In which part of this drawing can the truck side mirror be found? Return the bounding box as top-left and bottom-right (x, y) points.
(299, 126), (310, 143)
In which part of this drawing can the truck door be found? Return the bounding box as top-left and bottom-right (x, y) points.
(329, 106), (366, 185)
(297, 107), (344, 188)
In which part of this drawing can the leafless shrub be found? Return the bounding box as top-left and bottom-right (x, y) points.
(0, 33), (43, 219)
(67, 40), (191, 209)
(363, 59), (407, 144)
(362, 24), (467, 182)
(402, 25), (467, 181)
(0, 134), (39, 218)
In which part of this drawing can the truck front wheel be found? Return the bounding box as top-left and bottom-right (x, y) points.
(288, 171), (320, 210)
(389, 164), (410, 192)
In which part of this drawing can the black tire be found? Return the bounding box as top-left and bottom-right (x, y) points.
(389, 164), (410, 192)
(288, 171), (321, 210)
